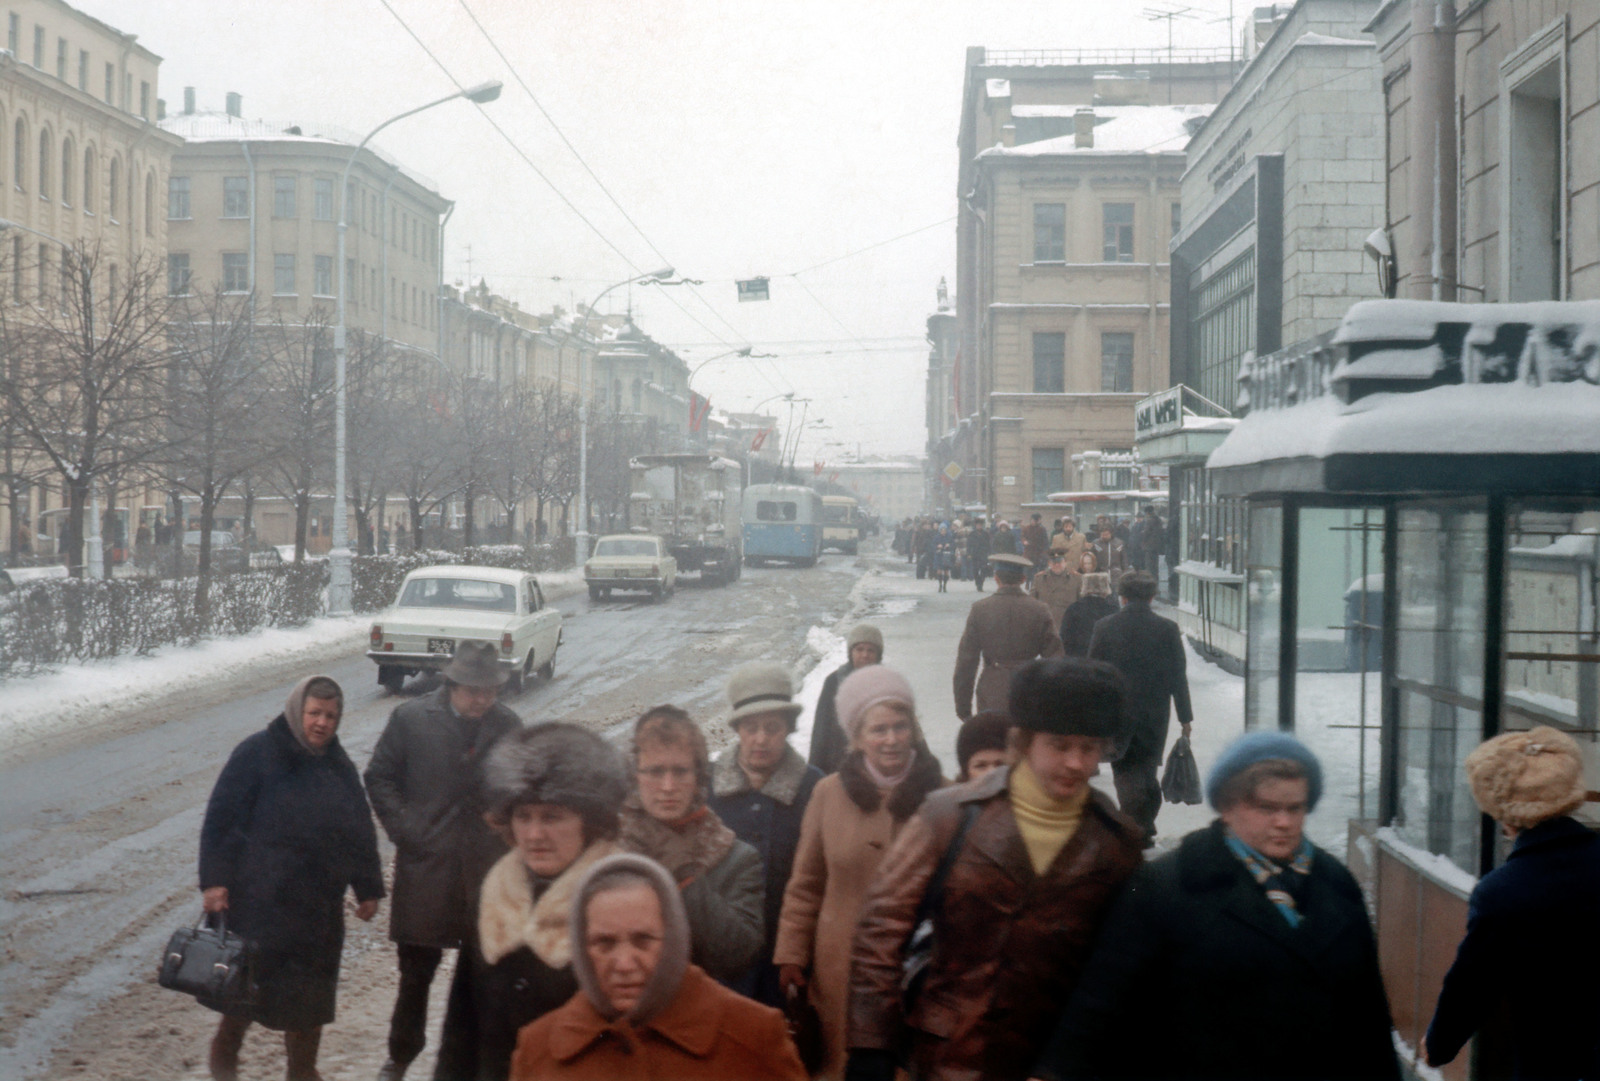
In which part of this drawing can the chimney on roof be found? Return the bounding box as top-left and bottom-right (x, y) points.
(1074, 107), (1095, 148)
(225, 92), (242, 118)
(183, 87), (195, 115)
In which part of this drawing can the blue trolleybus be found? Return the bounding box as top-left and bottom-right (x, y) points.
(741, 484), (824, 567)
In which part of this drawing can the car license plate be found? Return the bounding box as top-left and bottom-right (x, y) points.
(427, 638), (455, 655)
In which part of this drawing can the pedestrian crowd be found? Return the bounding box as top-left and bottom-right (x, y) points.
(190, 527), (1600, 1081)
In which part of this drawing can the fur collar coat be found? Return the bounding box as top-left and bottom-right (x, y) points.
(477, 840), (619, 967)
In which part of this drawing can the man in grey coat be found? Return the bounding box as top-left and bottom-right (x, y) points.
(1089, 571), (1193, 844)
(363, 642), (523, 1081)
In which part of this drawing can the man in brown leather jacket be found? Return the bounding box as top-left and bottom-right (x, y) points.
(952, 554), (1063, 721)
(846, 658), (1144, 1081)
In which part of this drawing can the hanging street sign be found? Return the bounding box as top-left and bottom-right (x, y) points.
(736, 277), (770, 302)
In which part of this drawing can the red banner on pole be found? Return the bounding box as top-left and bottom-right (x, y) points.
(750, 427), (770, 451)
(688, 391), (712, 432)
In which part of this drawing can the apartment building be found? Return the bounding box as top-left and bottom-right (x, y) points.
(953, 48), (1236, 524)
(159, 91), (450, 357)
(1, 0), (180, 563)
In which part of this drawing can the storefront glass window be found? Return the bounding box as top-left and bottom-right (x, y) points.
(1392, 501), (1489, 873)
(1294, 507), (1386, 849)
(1246, 503), (1283, 731)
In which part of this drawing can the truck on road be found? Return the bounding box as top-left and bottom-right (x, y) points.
(628, 453), (743, 585)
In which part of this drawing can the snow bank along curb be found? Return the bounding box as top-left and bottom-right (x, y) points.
(0, 573), (587, 760)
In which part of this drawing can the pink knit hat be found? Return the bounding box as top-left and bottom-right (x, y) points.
(835, 663), (918, 746)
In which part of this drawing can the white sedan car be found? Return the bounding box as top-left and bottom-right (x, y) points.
(367, 565), (562, 694)
(584, 534), (677, 600)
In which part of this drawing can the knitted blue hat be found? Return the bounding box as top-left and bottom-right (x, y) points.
(1205, 731), (1323, 811)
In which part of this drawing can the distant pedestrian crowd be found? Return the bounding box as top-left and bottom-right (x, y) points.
(188, 540), (1600, 1081)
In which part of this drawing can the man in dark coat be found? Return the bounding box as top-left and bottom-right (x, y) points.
(1034, 732), (1400, 1081)
(1426, 726), (1600, 1081)
(1138, 507), (1165, 576)
(200, 676), (384, 1081)
(953, 554), (1064, 721)
(966, 518), (992, 592)
(710, 661), (825, 1007)
(1091, 525), (1128, 591)
(1089, 571), (1193, 841)
(364, 643), (523, 1081)
(808, 624), (884, 773)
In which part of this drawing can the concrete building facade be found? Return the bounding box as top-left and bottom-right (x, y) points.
(829, 459), (925, 523)
(953, 48), (1236, 525)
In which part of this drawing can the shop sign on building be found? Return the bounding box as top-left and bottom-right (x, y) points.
(1134, 385), (1185, 441)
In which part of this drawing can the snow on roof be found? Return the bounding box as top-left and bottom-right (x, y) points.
(161, 111), (442, 194)
(978, 104), (1213, 157)
(986, 78), (1012, 99)
(1295, 31), (1375, 47)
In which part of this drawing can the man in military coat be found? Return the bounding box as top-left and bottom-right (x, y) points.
(953, 553), (1064, 721)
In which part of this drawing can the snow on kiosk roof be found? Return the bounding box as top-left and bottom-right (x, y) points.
(1207, 299), (1600, 497)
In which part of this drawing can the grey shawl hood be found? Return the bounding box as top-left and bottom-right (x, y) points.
(711, 743), (811, 806)
(568, 853), (690, 1026)
(284, 674), (343, 755)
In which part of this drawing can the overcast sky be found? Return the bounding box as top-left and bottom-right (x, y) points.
(79, 0), (1239, 461)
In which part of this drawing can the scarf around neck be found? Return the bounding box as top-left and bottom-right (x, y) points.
(862, 753), (915, 790)
(1009, 758), (1088, 874)
(1225, 831), (1314, 928)
(618, 795), (736, 884)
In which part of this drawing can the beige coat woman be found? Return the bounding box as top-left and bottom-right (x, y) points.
(774, 747), (942, 1077)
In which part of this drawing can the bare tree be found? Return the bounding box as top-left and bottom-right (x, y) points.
(259, 312), (334, 564)
(345, 329), (406, 554)
(0, 241), (174, 576)
(389, 364), (460, 551)
(164, 289), (273, 618)
(525, 386), (580, 541)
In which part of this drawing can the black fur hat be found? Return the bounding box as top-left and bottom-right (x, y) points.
(484, 722), (628, 839)
(1008, 657), (1127, 739)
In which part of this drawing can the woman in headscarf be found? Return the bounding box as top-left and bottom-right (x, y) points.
(198, 676), (385, 1081)
(618, 705), (765, 986)
(433, 723), (628, 1081)
(1060, 571), (1118, 656)
(773, 665), (944, 1078)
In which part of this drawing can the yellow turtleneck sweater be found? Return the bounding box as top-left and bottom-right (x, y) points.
(1010, 757), (1089, 874)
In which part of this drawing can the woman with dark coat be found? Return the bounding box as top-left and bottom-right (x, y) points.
(198, 675), (385, 1081)
(1059, 571), (1117, 656)
(433, 724), (628, 1081)
(1032, 732), (1400, 1081)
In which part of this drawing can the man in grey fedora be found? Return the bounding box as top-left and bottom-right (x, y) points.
(364, 641), (523, 1081)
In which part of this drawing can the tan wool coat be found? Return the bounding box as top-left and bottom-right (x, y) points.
(952, 586), (1065, 721)
(773, 753), (943, 1079)
(1050, 530), (1090, 567)
(1029, 567), (1082, 630)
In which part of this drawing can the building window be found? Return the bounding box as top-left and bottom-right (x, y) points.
(273, 176), (296, 218)
(12, 118), (25, 191)
(222, 252), (249, 293)
(1190, 249), (1255, 410)
(1032, 331), (1066, 393)
(1171, 202), (1182, 245)
(345, 258), (356, 303)
(273, 253), (296, 295)
(7, 14), (17, 55)
(167, 253), (191, 296)
(1100, 332), (1134, 392)
(401, 213), (410, 254)
(56, 36), (66, 80)
(37, 128), (51, 199)
(144, 170), (154, 235)
(222, 176), (248, 218)
(1033, 203), (1066, 262)
(60, 138), (73, 207)
(107, 157), (119, 219)
(313, 177), (333, 221)
(1031, 448), (1065, 502)
(32, 24), (43, 68)
(11, 236), (22, 302)
(82, 146), (95, 212)
(345, 182), (358, 227)
(168, 176), (190, 219)
(314, 255), (333, 297)
(78, 49), (88, 91)
(1102, 203), (1134, 262)
(104, 62), (113, 104)
(1505, 60), (1563, 301)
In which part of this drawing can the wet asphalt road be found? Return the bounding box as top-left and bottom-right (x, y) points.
(0, 558), (863, 1080)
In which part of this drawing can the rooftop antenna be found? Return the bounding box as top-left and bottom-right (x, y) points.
(1142, 5), (1199, 102)
(1206, 2), (1239, 69)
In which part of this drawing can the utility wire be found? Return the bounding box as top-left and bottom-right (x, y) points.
(787, 216), (956, 277)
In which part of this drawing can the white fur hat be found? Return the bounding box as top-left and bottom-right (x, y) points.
(1465, 726), (1588, 830)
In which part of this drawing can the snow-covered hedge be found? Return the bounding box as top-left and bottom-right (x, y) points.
(0, 543), (576, 679)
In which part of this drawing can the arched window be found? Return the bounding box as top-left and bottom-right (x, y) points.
(12, 118), (25, 191)
(144, 170), (155, 235)
(83, 146), (96, 214)
(38, 128), (51, 199)
(61, 137), (75, 207)
(108, 157), (120, 220)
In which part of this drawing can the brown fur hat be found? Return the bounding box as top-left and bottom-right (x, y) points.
(1465, 726), (1587, 830)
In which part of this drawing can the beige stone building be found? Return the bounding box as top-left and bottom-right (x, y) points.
(160, 93), (450, 355)
(954, 49), (1236, 523)
(1368, 0), (1598, 303)
(1, 0), (180, 562)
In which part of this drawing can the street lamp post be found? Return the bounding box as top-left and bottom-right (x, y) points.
(573, 267), (674, 567)
(327, 80), (501, 616)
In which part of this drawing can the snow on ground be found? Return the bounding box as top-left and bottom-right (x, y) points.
(0, 616), (371, 756)
(790, 625), (847, 755)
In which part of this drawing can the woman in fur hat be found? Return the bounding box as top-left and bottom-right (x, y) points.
(617, 706), (765, 987)
(509, 853), (809, 1080)
(199, 675), (385, 1081)
(433, 723), (628, 1081)
(774, 664), (944, 1079)
(1425, 726), (1600, 1081)
(1059, 570), (1117, 657)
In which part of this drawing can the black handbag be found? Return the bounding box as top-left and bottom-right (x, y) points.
(783, 983), (825, 1075)
(900, 803), (980, 1013)
(157, 911), (257, 1009)
(1161, 734), (1203, 805)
